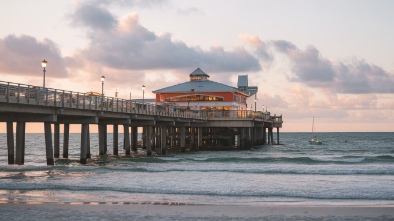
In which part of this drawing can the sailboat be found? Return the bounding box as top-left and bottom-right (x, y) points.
(309, 117), (322, 145)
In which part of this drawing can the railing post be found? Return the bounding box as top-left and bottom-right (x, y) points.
(6, 83), (10, 102)
(17, 84), (20, 103)
(83, 93), (86, 109)
(62, 91), (65, 107)
(76, 93), (79, 109)
(45, 88), (48, 105)
(36, 87), (39, 105)
(54, 89), (57, 106)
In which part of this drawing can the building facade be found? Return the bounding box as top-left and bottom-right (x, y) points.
(153, 68), (256, 112)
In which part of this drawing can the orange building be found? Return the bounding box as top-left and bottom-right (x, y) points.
(153, 68), (257, 111)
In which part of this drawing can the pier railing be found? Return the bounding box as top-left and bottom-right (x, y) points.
(0, 80), (282, 122)
(0, 81), (203, 119)
(200, 110), (282, 122)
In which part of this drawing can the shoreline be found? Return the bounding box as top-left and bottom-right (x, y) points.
(1, 202), (394, 220)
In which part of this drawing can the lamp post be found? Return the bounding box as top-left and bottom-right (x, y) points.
(254, 93), (257, 112)
(41, 59), (48, 88)
(142, 85), (145, 110)
(101, 76), (105, 110)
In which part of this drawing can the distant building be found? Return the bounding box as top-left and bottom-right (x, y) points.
(153, 68), (257, 111)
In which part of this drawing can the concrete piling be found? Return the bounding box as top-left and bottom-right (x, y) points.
(113, 124), (118, 156)
(63, 124), (69, 158)
(54, 123), (60, 158)
(7, 122), (14, 164)
(124, 125), (130, 156)
(44, 122), (54, 165)
(80, 123), (88, 164)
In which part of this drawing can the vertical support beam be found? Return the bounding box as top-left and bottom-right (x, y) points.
(54, 123), (60, 158)
(197, 127), (202, 150)
(146, 126), (152, 156)
(180, 126), (186, 152)
(124, 125), (130, 156)
(262, 127), (266, 145)
(98, 124), (105, 155)
(271, 128), (274, 145)
(277, 127), (280, 145)
(152, 127), (156, 151)
(104, 125), (107, 154)
(80, 123), (88, 164)
(132, 126), (138, 152)
(15, 122), (25, 165)
(161, 126), (167, 155)
(7, 122), (14, 164)
(44, 122), (54, 165)
(113, 124), (118, 155)
(63, 124), (69, 158)
(190, 127), (195, 150)
(240, 128), (245, 149)
(142, 126), (147, 149)
(86, 125), (91, 158)
(7, 122), (15, 164)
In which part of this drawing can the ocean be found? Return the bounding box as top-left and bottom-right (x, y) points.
(0, 132), (393, 206)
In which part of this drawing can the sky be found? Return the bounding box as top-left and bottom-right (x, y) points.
(1, 0), (393, 132)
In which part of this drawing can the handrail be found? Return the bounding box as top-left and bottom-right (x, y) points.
(0, 80), (282, 122)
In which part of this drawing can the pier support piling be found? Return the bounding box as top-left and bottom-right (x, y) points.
(98, 124), (106, 155)
(44, 122), (54, 165)
(132, 126), (138, 152)
(113, 124), (118, 156)
(80, 123), (88, 164)
(63, 124), (69, 158)
(180, 126), (186, 152)
(15, 122), (25, 165)
(197, 127), (202, 150)
(86, 125), (91, 158)
(7, 122), (14, 164)
(161, 126), (167, 155)
(146, 126), (152, 156)
(54, 123), (60, 158)
(124, 125), (130, 156)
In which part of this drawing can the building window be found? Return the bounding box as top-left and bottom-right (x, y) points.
(165, 94), (224, 102)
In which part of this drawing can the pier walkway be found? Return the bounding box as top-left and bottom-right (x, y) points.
(0, 80), (282, 165)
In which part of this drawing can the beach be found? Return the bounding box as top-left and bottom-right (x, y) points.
(1, 202), (394, 220)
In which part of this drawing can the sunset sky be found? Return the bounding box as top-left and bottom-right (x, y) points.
(1, 0), (393, 132)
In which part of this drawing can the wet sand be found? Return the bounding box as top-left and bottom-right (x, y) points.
(1, 202), (394, 220)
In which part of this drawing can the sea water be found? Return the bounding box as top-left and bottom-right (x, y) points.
(0, 132), (393, 206)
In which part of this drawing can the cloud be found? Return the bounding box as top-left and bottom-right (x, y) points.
(242, 35), (394, 94)
(0, 35), (68, 78)
(239, 34), (273, 61)
(80, 0), (169, 8)
(71, 4), (116, 30)
(177, 7), (205, 16)
(69, 4), (261, 74)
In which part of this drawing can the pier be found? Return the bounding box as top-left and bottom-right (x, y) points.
(0, 80), (283, 165)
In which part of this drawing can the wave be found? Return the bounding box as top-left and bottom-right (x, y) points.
(1, 183), (393, 201)
(179, 155), (394, 164)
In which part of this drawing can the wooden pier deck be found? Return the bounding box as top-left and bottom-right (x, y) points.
(0, 80), (283, 165)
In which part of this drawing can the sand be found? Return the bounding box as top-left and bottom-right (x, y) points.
(1, 202), (394, 220)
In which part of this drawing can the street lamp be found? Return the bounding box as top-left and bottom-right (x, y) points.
(142, 85), (145, 110)
(101, 76), (105, 110)
(41, 59), (48, 88)
(101, 76), (105, 95)
(254, 93), (257, 112)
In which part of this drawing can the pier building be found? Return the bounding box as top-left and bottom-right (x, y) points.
(0, 69), (282, 166)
